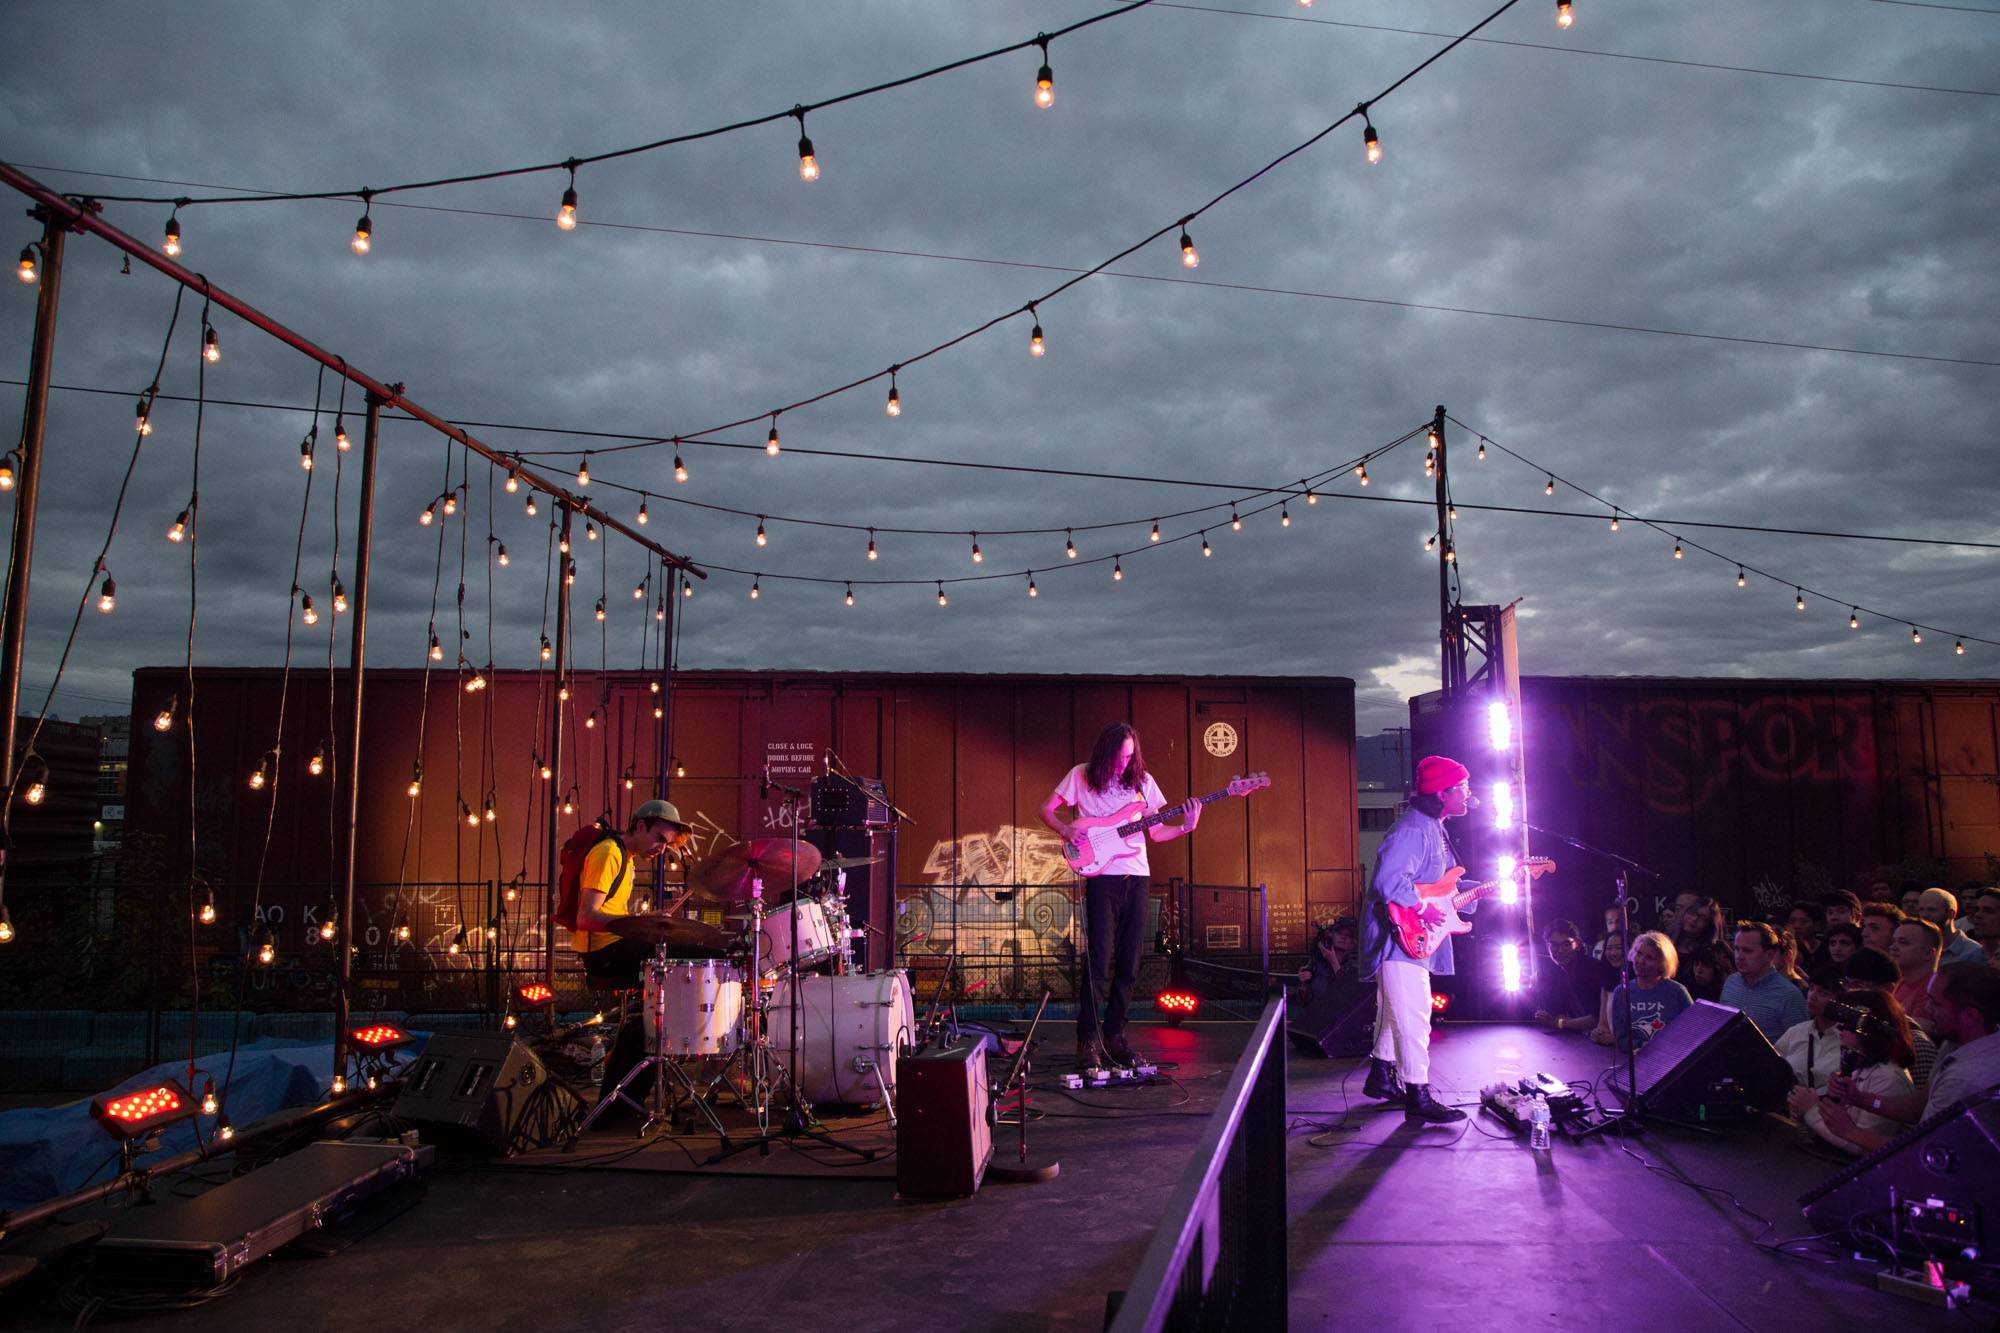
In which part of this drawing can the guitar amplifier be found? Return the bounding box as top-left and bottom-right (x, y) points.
(812, 774), (892, 828)
(896, 1040), (992, 1198)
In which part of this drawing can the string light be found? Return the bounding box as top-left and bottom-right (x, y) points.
(1112, 558), (1124, 581)
(320, 913), (337, 940)
(1545, 476), (1555, 496)
(1850, 608), (1861, 629)
(577, 454), (591, 488)
(636, 498), (649, 525)
(1356, 463), (1369, 487)
(1424, 532), (1437, 553)
(682, 577), (693, 598)
(1029, 319), (1045, 358)
(1608, 510), (1620, 532)
(200, 1081), (219, 1116)
(524, 493), (538, 517)
(584, 520), (596, 541)
(537, 755), (553, 781)
(539, 635), (552, 660)
(248, 754), (270, 791)
(867, 529), (878, 560)
(1230, 506), (1242, 531)
(557, 165), (579, 231)
(442, 492), (457, 517)
(1957, 639), (1967, 655)
(198, 888), (217, 925)
(1556, 0), (1574, 28)
(749, 577), (761, 600)
(96, 574), (116, 614)
(794, 108), (819, 182)
(429, 632), (443, 660)
(1736, 567), (1746, 588)
(767, 414), (782, 456)
(937, 582), (949, 607)
(1795, 589), (1806, 613)
(351, 198), (374, 255)
(335, 417), (349, 450)
(845, 582), (854, 606)
(562, 789), (577, 816)
(1150, 521), (1161, 542)
(674, 449), (688, 483)
(0, 905), (12, 944)
(1361, 105), (1382, 164)
(1202, 532), (1212, 558)
(153, 699), (176, 732)
(308, 744), (325, 776)
(594, 597), (606, 621)
(1065, 530), (1077, 559)
(1034, 37), (1055, 108)
(886, 368), (901, 417)
(675, 758), (686, 778)
(15, 248), (35, 284)
(1911, 625), (1923, 645)
(300, 591), (318, 625)
(1672, 541), (1683, 560)
(504, 468), (519, 493)
(496, 542), (510, 567)
(395, 913), (412, 941)
(1280, 504), (1291, 528)
(202, 324), (219, 363)
(1476, 439), (1487, 461)
(0, 452), (15, 490)
(1179, 223), (1199, 269)
(420, 501), (436, 527)
(1027, 574), (1038, 598)
(755, 518), (768, 547)
(162, 213), (182, 257)
(299, 433), (316, 471)
(135, 396), (154, 437)
(633, 579), (646, 601)
(655, 598), (665, 622)
(971, 534), (983, 564)
(464, 801), (480, 829)
(1305, 485), (1318, 506)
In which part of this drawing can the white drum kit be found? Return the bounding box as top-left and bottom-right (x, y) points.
(580, 842), (913, 1145)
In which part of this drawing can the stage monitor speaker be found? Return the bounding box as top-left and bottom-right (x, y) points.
(896, 1039), (991, 1198)
(391, 1031), (581, 1155)
(1801, 1091), (2000, 1252)
(805, 825), (895, 973)
(1604, 999), (1794, 1119)
(1287, 980), (1374, 1059)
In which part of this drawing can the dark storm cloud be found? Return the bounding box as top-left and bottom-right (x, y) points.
(2, 0), (1995, 741)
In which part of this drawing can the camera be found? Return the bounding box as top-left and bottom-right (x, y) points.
(1822, 998), (1893, 1041)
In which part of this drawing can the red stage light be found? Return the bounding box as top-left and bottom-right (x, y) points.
(350, 1024), (414, 1051)
(91, 1079), (196, 1140)
(1156, 990), (1200, 1026)
(1431, 992), (1451, 1013)
(515, 982), (555, 1008)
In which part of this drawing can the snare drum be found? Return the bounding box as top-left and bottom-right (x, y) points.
(643, 958), (745, 1056)
(755, 895), (840, 974)
(767, 970), (915, 1106)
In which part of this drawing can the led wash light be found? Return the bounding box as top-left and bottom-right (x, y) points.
(1487, 699), (1511, 752)
(91, 1079), (196, 1141)
(1499, 942), (1523, 993)
(1490, 781), (1514, 830)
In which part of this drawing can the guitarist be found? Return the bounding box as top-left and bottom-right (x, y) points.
(1041, 722), (1200, 1070)
(1359, 754), (1476, 1125)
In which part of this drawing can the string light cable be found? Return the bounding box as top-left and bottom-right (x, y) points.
(72, 2), (1160, 215)
(1452, 413), (2000, 651)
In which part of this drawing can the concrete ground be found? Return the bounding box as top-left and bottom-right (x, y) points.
(4, 1017), (1975, 1330)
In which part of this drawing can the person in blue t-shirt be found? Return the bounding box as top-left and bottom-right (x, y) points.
(1608, 931), (1693, 1052)
(1720, 920), (1810, 1040)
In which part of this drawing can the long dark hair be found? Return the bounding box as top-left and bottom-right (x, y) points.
(1086, 721), (1147, 794)
(1834, 987), (1916, 1070)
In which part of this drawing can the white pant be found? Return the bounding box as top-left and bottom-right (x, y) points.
(1372, 958), (1434, 1085)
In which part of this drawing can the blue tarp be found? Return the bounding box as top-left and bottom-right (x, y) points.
(0, 1038), (410, 1212)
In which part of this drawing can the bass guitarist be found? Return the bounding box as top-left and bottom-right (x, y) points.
(1041, 721), (1199, 1070)
(1360, 754), (1477, 1125)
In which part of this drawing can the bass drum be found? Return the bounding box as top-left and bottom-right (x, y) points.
(767, 970), (914, 1107)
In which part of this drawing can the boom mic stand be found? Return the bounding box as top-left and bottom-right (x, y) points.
(1523, 823), (1714, 1139)
(709, 777), (874, 1164)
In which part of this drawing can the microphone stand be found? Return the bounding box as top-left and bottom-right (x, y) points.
(1523, 823), (1714, 1139)
(989, 988), (1060, 1183)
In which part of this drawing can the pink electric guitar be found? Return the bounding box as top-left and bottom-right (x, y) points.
(1062, 773), (1271, 877)
(1387, 857), (1557, 960)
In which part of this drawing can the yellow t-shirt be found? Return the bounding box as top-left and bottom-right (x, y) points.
(570, 838), (633, 954)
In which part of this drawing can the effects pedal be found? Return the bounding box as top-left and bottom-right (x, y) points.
(1060, 1073), (1084, 1090)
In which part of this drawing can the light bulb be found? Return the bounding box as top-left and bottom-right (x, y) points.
(675, 760), (686, 778)
(331, 1074), (346, 1094)
(682, 579), (692, 598)
(0, 454), (14, 490)
(886, 380), (901, 417)
(1027, 577), (1038, 598)
(1035, 59), (1055, 109)
(24, 780), (45, 805)
(558, 532), (570, 554)
(1556, 0), (1573, 28)
(504, 469), (519, 493)
(16, 248), (35, 284)
(539, 759), (552, 780)
(577, 455), (590, 487)
(845, 583), (854, 607)
(203, 325), (219, 362)
(557, 185), (579, 231)
(332, 581), (348, 613)
(301, 594), (318, 625)
(199, 894), (217, 925)
(1911, 626), (1923, 644)
(562, 793), (575, 815)
(1065, 530), (1077, 559)
(797, 132), (819, 182)
(201, 1084), (219, 1116)
(300, 437), (314, 470)
(867, 530), (878, 560)
(97, 576), (116, 613)
(336, 418), (350, 450)
(636, 500), (649, 525)
(1305, 488), (1318, 505)
(1231, 508), (1242, 531)
(1736, 568), (1746, 588)
(539, 635), (552, 660)
(1202, 534), (1212, 557)
(1280, 505), (1291, 528)
(1850, 609), (1861, 629)
(1150, 522), (1161, 542)
(154, 704), (175, 732)
(1609, 512), (1620, 532)
(136, 398), (153, 436)
(749, 580), (760, 601)
(320, 917), (336, 940)
(756, 519), (767, 547)
(1030, 323), (1045, 357)
(1112, 560), (1123, 582)
(442, 493), (457, 517)
(1356, 463), (1370, 486)
(1796, 589), (1806, 612)
(673, 453), (688, 483)
(1179, 228), (1199, 269)
(396, 916), (412, 941)
(248, 761), (267, 791)
(594, 598), (606, 621)
(971, 537), (983, 564)
(429, 634), (443, 660)
(496, 543), (509, 566)
(937, 583), (948, 607)
(1545, 476), (1555, 496)
(420, 503), (435, 526)
(525, 495), (538, 517)
(503, 1011), (518, 1030)
(1363, 120), (1381, 165)
(352, 211), (372, 255)
(584, 521), (596, 541)
(1956, 639), (1966, 655)
(634, 581), (646, 600)
(163, 216), (182, 257)
(1476, 440), (1487, 461)
(767, 419), (781, 455)
(1672, 542), (1683, 560)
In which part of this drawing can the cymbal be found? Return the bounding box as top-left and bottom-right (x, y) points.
(606, 913), (734, 952)
(696, 838), (822, 900)
(819, 853), (882, 871)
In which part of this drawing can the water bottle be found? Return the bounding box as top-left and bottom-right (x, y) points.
(588, 1034), (607, 1085)
(1529, 1094), (1552, 1151)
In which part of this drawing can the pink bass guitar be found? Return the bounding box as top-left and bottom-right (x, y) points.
(1062, 773), (1271, 877)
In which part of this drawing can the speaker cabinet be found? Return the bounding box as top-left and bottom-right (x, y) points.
(896, 1040), (991, 1198)
(1604, 999), (1794, 1119)
(1287, 980), (1375, 1059)
(391, 1031), (580, 1155)
(1801, 1091), (2000, 1250)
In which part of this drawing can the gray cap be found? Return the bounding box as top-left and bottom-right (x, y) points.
(630, 799), (688, 828)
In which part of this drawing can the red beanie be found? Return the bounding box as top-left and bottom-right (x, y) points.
(1415, 754), (1469, 796)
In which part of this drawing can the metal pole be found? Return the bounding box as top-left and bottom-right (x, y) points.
(651, 562), (675, 903)
(0, 161), (701, 580)
(332, 396), (380, 1081)
(543, 507), (573, 995)
(0, 213), (65, 824)
(1431, 405), (1457, 701)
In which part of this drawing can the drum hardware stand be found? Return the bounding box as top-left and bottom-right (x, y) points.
(565, 945), (733, 1150)
(709, 780), (875, 1165)
(990, 989), (1060, 1183)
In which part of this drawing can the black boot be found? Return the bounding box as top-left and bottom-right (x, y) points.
(1361, 1057), (1404, 1101)
(1404, 1082), (1466, 1125)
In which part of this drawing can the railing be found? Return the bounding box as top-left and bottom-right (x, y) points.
(1168, 879), (1271, 999)
(1107, 994), (1288, 1332)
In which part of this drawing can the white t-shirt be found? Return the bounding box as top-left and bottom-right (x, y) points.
(1053, 763), (1167, 878)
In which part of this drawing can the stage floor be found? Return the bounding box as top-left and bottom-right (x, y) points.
(7, 1019), (1970, 1330)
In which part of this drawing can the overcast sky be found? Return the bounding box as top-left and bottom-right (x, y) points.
(3, 0), (1996, 739)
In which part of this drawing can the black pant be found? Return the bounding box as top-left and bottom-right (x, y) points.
(1079, 874), (1149, 1045)
(582, 941), (651, 1106)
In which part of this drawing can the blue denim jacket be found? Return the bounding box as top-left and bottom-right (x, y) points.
(1359, 807), (1476, 978)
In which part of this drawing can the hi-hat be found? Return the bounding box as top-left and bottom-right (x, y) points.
(818, 853), (882, 871)
(697, 838), (822, 900)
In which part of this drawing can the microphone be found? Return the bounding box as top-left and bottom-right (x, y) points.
(1464, 794), (1482, 809)
(761, 763), (770, 800)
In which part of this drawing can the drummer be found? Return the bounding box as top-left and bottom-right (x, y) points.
(571, 799), (703, 1109)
